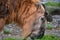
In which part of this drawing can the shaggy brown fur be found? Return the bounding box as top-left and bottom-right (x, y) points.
(0, 0), (45, 39)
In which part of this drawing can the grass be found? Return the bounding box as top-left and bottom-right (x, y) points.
(35, 35), (60, 40)
(45, 2), (60, 13)
(46, 23), (54, 29)
(3, 35), (60, 40)
(3, 38), (17, 40)
(45, 2), (60, 7)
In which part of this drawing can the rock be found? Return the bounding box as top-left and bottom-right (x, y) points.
(45, 29), (60, 37)
(52, 15), (60, 27)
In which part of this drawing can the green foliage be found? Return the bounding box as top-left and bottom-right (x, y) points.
(3, 38), (17, 40)
(36, 35), (60, 40)
(45, 2), (60, 7)
(4, 28), (10, 34)
(43, 35), (59, 40)
(3, 35), (60, 40)
(45, 2), (60, 13)
(46, 23), (53, 29)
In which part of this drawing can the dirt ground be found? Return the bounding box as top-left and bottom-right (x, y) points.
(0, 23), (60, 40)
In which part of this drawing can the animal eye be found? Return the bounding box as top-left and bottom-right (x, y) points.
(41, 17), (45, 22)
(41, 17), (44, 20)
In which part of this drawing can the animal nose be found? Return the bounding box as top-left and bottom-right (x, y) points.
(30, 25), (45, 39)
(30, 30), (44, 39)
(30, 32), (44, 39)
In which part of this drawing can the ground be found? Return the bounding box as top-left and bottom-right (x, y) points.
(0, 23), (60, 40)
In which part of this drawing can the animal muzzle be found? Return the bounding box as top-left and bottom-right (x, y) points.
(30, 26), (45, 39)
(30, 17), (45, 39)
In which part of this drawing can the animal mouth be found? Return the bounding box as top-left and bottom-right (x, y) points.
(30, 26), (45, 39)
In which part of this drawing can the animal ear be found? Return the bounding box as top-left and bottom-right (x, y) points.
(44, 11), (53, 22)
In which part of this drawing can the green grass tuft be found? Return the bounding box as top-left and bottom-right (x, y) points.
(3, 38), (17, 40)
(45, 2), (60, 7)
(3, 35), (60, 40)
(46, 23), (53, 29)
(36, 35), (60, 40)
